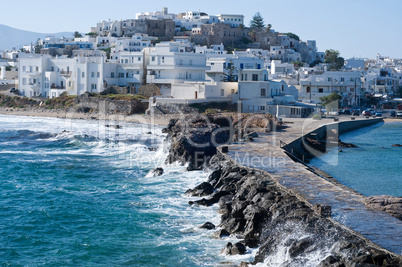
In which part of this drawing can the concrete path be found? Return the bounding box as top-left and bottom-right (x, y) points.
(227, 117), (402, 255)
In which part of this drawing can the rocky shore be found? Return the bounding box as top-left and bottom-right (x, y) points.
(164, 115), (402, 266)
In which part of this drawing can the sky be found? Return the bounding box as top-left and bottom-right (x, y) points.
(1, 0), (401, 59)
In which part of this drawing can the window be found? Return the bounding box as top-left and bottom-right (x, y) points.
(259, 106), (265, 111)
(125, 59), (128, 64)
(126, 73), (129, 78)
(152, 56), (155, 61)
(29, 66), (33, 72)
(231, 89), (235, 94)
(341, 78), (344, 82)
(97, 72), (100, 78)
(328, 78), (332, 82)
(244, 74), (247, 81)
(91, 84), (97, 90)
(306, 86), (311, 93)
(82, 72), (85, 78)
(261, 88), (266, 97)
(221, 89), (224, 96)
(23, 66), (26, 72)
(69, 81), (72, 87)
(252, 74), (258, 81)
(138, 57), (141, 61)
(22, 78), (26, 85)
(162, 57), (164, 63)
(91, 72), (95, 78)
(51, 66), (54, 72)
(119, 73), (124, 78)
(36, 66), (39, 72)
(240, 63), (244, 69)
(111, 72), (115, 78)
(319, 88), (324, 93)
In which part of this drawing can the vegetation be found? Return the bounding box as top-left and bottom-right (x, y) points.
(189, 102), (237, 114)
(319, 92), (342, 110)
(95, 94), (146, 101)
(250, 12), (265, 28)
(85, 32), (97, 36)
(312, 114), (322, 120)
(222, 60), (237, 82)
(284, 32), (300, 41)
(292, 61), (304, 67)
(325, 49), (345, 70)
(74, 31), (83, 38)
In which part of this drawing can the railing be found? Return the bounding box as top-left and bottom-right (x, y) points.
(280, 140), (307, 163)
(51, 85), (66, 89)
(60, 71), (72, 76)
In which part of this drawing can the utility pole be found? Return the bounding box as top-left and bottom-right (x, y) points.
(309, 82), (311, 102)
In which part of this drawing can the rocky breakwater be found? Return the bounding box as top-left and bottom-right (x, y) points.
(164, 115), (402, 266)
(162, 113), (276, 171)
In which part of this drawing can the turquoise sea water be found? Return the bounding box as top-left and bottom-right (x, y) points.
(310, 121), (402, 197)
(0, 115), (256, 266)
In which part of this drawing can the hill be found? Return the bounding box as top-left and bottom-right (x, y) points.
(0, 24), (73, 50)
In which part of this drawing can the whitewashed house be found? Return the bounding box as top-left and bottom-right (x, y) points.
(145, 41), (209, 96)
(18, 53), (106, 98)
(298, 71), (362, 106)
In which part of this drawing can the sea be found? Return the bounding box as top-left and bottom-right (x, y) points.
(0, 114), (257, 266)
(1, 115), (400, 266)
(310, 121), (402, 197)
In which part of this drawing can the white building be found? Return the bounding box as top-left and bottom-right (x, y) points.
(236, 69), (298, 113)
(145, 42), (209, 95)
(298, 71), (362, 106)
(111, 34), (155, 55)
(18, 54), (106, 98)
(136, 7), (175, 20)
(218, 14), (244, 28)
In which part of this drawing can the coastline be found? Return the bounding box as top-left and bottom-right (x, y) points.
(164, 115), (402, 265)
(0, 107), (173, 126)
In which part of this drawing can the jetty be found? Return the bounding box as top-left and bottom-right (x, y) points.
(226, 117), (402, 255)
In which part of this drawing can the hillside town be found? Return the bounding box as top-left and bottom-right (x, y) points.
(1, 7), (402, 116)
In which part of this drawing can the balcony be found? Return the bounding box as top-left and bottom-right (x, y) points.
(51, 85), (66, 89)
(60, 71), (72, 77)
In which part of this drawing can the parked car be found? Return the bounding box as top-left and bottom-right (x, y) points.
(329, 110), (339, 116)
(397, 111), (402, 118)
(10, 87), (17, 93)
(390, 111), (396, 117)
(344, 109), (351, 115)
(352, 111), (360, 116)
(362, 110), (371, 116)
(375, 112), (382, 117)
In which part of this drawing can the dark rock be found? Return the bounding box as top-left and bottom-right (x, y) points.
(364, 195), (402, 220)
(212, 229), (230, 239)
(200, 222), (216, 230)
(288, 237), (314, 257)
(339, 139), (358, 148)
(221, 242), (247, 255)
(150, 167), (164, 177)
(391, 144), (402, 147)
(185, 182), (214, 197)
(313, 203), (332, 218)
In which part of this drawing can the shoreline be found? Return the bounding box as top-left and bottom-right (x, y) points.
(0, 107), (173, 126)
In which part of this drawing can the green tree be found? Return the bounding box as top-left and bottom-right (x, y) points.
(325, 49), (345, 70)
(250, 12), (265, 28)
(292, 61), (304, 67)
(284, 32), (300, 41)
(266, 24), (272, 32)
(222, 60), (237, 82)
(74, 31), (83, 38)
(320, 92), (342, 110)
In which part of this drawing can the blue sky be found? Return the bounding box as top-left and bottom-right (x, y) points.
(1, 0), (400, 59)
